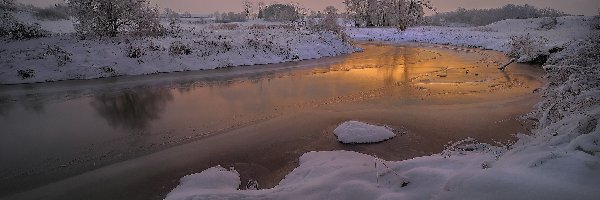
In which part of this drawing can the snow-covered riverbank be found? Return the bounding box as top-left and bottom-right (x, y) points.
(166, 16), (600, 200)
(0, 12), (356, 84)
(347, 16), (592, 55)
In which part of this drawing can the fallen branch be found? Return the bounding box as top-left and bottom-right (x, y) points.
(498, 58), (517, 71)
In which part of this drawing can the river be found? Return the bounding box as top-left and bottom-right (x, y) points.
(0, 42), (544, 200)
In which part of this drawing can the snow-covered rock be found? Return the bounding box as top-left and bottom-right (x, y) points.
(333, 121), (396, 144)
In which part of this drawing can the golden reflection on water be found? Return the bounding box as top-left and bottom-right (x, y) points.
(159, 43), (541, 136)
(0, 43), (544, 196)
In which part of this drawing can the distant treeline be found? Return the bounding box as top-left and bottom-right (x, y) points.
(423, 4), (569, 26)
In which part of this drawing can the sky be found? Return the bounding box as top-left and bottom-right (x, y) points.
(18, 0), (600, 16)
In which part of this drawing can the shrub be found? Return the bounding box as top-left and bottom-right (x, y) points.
(1, 1), (49, 40)
(508, 33), (548, 64)
(538, 17), (559, 30)
(68, 0), (164, 38)
(579, 13), (600, 66)
(17, 69), (35, 79)
(45, 45), (72, 67)
(1, 12), (49, 40)
(169, 41), (192, 55)
(126, 45), (145, 58)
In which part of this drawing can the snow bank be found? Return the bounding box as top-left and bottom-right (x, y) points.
(333, 121), (395, 144)
(166, 166), (241, 200)
(347, 16), (591, 54)
(167, 17), (600, 200)
(0, 16), (356, 84)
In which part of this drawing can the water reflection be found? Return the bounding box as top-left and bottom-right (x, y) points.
(0, 43), (545, 198)
(90, 88), (174, 130)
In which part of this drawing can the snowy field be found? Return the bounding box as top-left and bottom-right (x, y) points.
(166, 16), (600, 200)
(0, 12), (356, 84)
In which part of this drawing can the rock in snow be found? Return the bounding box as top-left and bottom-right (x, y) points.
(333, 121), (396, 144)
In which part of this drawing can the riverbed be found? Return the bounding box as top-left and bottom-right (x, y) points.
(0, 42), (544, 200)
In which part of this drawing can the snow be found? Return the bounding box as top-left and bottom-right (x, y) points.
(12, 11), (75, 34)
(166, 166), (242, 200)
(347, 16), (592, 55)
(0, 14), (356, 84)
(166, 16), (600, 200)
(333, 121), (396, 144)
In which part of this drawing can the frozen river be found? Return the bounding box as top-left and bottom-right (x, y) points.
(0, 42), (544, 200)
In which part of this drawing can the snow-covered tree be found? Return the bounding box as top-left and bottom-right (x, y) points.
(344, 0), (433, 30)
(256, 1), (266, 19)
(68, 0), (164, 38)
(320, 6), (339, 32)
(242, 0), (253, 20)
(181, 11), (192, 18)
(259, 3), (299, 22)
(164, 8), (180, 19)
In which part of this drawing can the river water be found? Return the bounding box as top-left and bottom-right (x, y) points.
(0, 42), (544, 200)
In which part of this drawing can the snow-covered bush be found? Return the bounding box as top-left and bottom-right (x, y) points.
(33, 4), (70, 20)
(45, 45), (72, 67)
(68, 0), (164, 38)
(17, 69), (34, 80)
(126, 44), (145, 58)
(169, 41), (192, 56)
(508, 33), (548, 64)
(1, 12), (49, 40)
(259, 4), (299, 22)
(306, 6), (349, 42)
(581, 13), (600, 65)
(1, 0), (49, 40)
(319, 6), (341, 32)
(537, 17), (559, 30)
